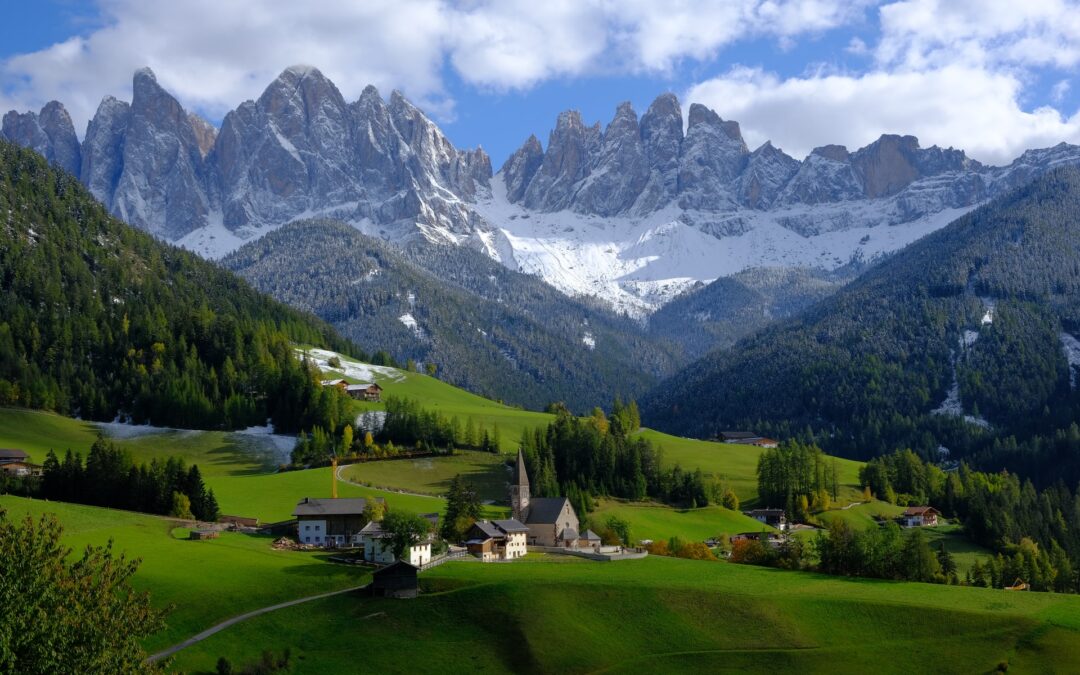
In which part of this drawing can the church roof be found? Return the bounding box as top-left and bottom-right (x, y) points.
(514, 449), (529, 486)
(524, 497), (572, 525)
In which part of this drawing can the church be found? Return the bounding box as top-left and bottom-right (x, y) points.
(511, 449), (590, 548)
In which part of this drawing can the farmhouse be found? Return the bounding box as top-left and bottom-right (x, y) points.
(717, 431), (760, 444)
(745, 508), (788, 531)
(0, 448), (30, 465)
(511, 450), (582, 547)
(0, 461), (42, 477)
(370, 560), (419, 599)
(747, 437), (779, 448)
(465, 519), (529, 561)
(319, 379), (383, 401)
(346, 383), (382, 401)
(359, 520), (433, 567)
(293, 497), (382, 547)
(901, 506), (941, 528)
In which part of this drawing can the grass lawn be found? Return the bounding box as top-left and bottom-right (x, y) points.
(169, 555), (1080, 674)
(590, 499), (772, 543)
(634, 429), (865, 506)
(0, 496), (368, 654)
(340, 451), (509, 501)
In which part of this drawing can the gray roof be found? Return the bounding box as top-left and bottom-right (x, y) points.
(559, 527), (579, 541)
(346, 383), (378, 391)
(524, 497), (571, 525)
(746, 508), (786, 517)
(360, 521), (386, 536)
(720, 431), (759, 440)
(472, 521), (502, 540)
(493, 518), (529, 533)
(293, 497), (373, 517)
(581, 529), (601, 541)
(0, 449), (29, 460)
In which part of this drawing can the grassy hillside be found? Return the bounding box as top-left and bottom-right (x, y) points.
(590, 499), (771, 542)
(340, 451), (509, 501)
(169, 555), (1080, 674)
(0, 496), (366, 653)
(636, 429), (865, 506)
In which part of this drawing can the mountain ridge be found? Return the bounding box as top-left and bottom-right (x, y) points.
(5, 66), (1080, 316)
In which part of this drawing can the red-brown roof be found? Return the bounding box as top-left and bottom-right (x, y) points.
(902, 506), (940, 516)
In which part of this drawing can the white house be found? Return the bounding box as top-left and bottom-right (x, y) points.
(465, 519), (529, 561)
(360, 521), (432, 567)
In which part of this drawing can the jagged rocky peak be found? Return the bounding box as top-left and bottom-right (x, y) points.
(779, 144), (862, 205)
(736, 141), (801, 209)
(636, 92), (684, 211)
(521, 109), (602, 211)
(81, 95), (131, 204)
(111, 66), (211, 239)
(851, 134), (925, 198)
(1, 100), (81, 176)
(572, 101), (650, 216)
(677, 103), (750, 210)
(501, 134), (544, 203)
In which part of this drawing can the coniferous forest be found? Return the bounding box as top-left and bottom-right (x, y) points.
(0, 140), (359, 432)
(644, 167), (1080, 488)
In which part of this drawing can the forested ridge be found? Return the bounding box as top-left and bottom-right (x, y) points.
(0, 140), (358, 431)
(224, 219), (682, 411)
(644, 166), (1080, 486)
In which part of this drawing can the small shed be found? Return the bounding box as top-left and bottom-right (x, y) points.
(371, 560), (419, 599)
(189, 529), (220, 541)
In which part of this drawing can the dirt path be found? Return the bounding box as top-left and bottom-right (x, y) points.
(146, 583), (369, 664)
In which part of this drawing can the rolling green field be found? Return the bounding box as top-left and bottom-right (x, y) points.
(169, 554), (1080, 674)
(312, 348), (557, 454)
(637, 429), (866, 506)
(816, 500), (906, 529)
(340, 451), (509, 501)
(0, 408), (282, 476)
(0, 496), (367, 653)
(590, 499), (771, 542)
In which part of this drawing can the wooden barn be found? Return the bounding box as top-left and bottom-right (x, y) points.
(370, 560), (419, 599)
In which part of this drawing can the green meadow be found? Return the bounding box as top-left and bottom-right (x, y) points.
(637, 428), (866, 506)
(0, 496), (367, 654)
(340, 450), (509, 501)
(590, 499), (771, 542)
(169, 554), (1080, 674)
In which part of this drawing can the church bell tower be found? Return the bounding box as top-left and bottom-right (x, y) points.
(511, 449), (531, 521)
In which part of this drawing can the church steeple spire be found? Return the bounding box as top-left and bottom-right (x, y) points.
(511, 449), (531, 521)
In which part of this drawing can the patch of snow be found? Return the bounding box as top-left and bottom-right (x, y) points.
(298, 347), (407, 383)
(980, 297), (996, 325)
(582, 332), (596, 350)
(1061, 332), (1080, 389)
(398, 312), (424, 339)
(962, 330), (980, 348)
(96, 419), (186, 439)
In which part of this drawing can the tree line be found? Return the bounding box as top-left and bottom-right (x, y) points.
(519, 401), (711, 515)
(858, 449), (1080, 593)
(16, 438), (221, 522)
(756, 439), (842, 520)
(0, 140), (362, 434)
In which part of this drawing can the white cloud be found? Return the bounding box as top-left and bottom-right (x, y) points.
(0, 0), (869, 134)
(686, 65), (1080, 165)
(1052, 79), (1072, 104)
(876, 0), (1080, 70)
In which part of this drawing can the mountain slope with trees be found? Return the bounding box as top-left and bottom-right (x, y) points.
(223, 219), (682, 411)
(644, 166), (1080, 486)
(0, 140), (358, 431)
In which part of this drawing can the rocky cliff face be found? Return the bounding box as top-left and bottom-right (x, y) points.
(3, 66), (492, 243)
(2, 101), (81, 176)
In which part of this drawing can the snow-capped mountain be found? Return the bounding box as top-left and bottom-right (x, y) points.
(5, 66), (1080, 316)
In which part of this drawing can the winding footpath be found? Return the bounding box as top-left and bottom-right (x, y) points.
(146, 584), (369, 664)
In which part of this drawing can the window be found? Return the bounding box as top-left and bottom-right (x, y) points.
(315, 525), (321, 530)
(304, 525), (310, 531)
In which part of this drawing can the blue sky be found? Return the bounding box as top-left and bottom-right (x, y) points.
(2, 1), (1079, 166)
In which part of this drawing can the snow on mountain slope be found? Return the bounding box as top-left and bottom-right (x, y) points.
(474, 176), (975, 316)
